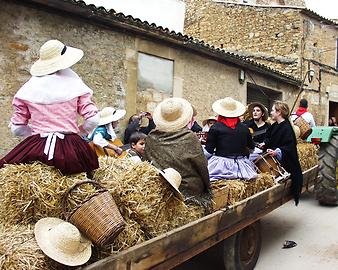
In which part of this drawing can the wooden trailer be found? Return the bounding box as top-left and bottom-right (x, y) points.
(82, 165), (319, 270)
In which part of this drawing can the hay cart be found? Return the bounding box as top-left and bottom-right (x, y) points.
(307, 126), (338, 205)
(81, 165), (319, 270)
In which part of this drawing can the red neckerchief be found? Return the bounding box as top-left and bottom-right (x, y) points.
(295, 107), (307, 116)
(217, 115), (239, 129)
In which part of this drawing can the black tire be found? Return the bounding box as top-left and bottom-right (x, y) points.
(207, 221), (262, 270)
(315, 134), (338, 206)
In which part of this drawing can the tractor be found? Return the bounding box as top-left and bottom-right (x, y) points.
(307, 126), (338, 205)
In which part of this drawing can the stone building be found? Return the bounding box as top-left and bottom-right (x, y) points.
(184, 0), (338, 124)
(1, 0), (301, 156)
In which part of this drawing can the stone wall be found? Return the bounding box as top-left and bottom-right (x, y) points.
(185, 0), (303, 77)
(212, 0), (305, 6)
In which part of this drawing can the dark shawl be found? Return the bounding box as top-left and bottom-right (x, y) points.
(264, 119), (303, 205)
(145, 128), (210, 197)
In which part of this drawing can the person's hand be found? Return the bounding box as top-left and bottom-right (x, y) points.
(114, 147), (123, 156)
(257, 142), (265, 149)
(267, 148), (276, 157)
(145, 112), (152, 119)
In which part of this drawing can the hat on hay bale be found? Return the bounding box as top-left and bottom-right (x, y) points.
(212, 97), (246, 118)
(248, 102), (269, 121)
(30, 40), (84, 77)
(34, 217), (92, 266)
(153, 97), (193, 132)
(99, 107), (126, 126)
(159, 168), (184, 201)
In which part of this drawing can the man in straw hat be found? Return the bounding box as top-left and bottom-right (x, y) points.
(0, 39), (100, 175)
(34, 217), (92, 266)
(145, 97), (210, 198)
(88, 106), (126, 157)
(205, 97), (257, 181)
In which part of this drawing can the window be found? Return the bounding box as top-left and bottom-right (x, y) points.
(137, 53), (174, 93)
(247, 83), (282, 111)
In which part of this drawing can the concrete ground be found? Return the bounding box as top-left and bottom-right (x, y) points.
(256, 191), (338, 270)
(175, 191), (338, 269)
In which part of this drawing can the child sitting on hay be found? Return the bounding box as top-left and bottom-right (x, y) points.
(125, 132), (147, 163)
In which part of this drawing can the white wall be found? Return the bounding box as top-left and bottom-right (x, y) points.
(82, 0), (186, 33)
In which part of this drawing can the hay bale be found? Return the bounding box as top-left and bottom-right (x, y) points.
(297, 142), (318, 172)
(111, 217), (147, 253)
(210, 179), (246, 206)
(244, 173), (275, 198)
(210, 173), (275, 208)
(0, 225), (61, 270)
(0, 162), (94, 225)
(94, 158), (204, 240)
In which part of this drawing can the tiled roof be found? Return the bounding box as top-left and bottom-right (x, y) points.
(22, 0), (301, 85)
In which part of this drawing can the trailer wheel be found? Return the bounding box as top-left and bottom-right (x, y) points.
(209, 221), (261, 270)
(316, 134), (338, 206)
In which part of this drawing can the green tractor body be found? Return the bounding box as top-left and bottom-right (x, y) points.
(307, 127), (338, 205)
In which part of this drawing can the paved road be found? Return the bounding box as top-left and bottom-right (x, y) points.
(175, 191), (338, 269)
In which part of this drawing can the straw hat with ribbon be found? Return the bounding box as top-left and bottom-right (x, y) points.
(30, 40), (84, 77)
(153, 97), (193, 132)
(159, 168), (184, 200)
(34, 217), (92, 266)
(99, 107), (126, 126)
(212, 97), (246, 118)
(248, 102), (269, 121)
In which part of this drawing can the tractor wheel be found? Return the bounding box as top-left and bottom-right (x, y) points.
(316, 134), (338, 206)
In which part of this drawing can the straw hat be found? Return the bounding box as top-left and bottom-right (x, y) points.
(202, 115), (218, 127)
(159, 168), (184, 200)
(30, 40), (83, 77)
(153, 98), (193, 132)
(248, 102), (268, 121)
(34, 217), (92, 266)
(212, 97), (246, 118)
(99, 107), (126, 126)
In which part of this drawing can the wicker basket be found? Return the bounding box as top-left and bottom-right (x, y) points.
(293, 116), (312, 140)
(63, 180), (125, 247)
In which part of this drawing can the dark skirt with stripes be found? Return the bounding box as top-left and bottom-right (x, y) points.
(0, 134), (99, 175)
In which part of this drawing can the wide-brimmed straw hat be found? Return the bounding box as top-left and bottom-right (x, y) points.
(153, 97), (193, 132)
(34, 217), (92, 266)
(202, 115), (218, 126)
(212, 97), (246, 118)
(30, 40), (83, 77)
(248, 102), (268, 121)
(159, 168), (184, 200)
(99, 107), (126, 126)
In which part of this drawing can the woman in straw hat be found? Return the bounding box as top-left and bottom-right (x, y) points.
(145, 97), (210, 198)
(259, 101), (303, 205)
(88, 106), (126, 157)
(205, 97), (257, 181)
(0, 40), (99, 175)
